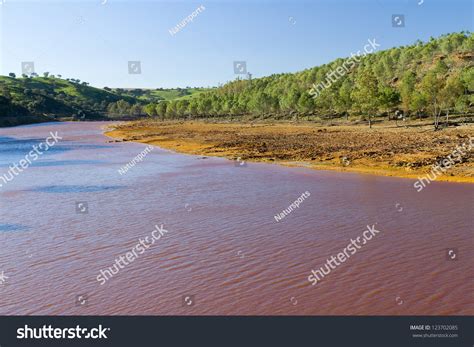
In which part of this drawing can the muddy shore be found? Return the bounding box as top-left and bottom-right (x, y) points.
(105, 120), (474, 183)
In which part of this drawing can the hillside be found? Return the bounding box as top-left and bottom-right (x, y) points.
(110, 87), (212, 102)
(0, 75), (213, 127)
(1, 32), (473, 128)
(0, 75), (141, 127)
(145, 32), (474, 128)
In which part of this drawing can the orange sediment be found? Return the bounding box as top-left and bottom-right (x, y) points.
(104, 120), (474, 183)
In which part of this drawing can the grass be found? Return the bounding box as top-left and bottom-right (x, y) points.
(116, 87), (212, 102)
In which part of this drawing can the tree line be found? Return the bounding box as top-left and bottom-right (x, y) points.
(143, 32), (473, 129)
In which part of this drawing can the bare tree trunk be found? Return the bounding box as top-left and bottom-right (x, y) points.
(445, 109), (449, 128)
(368, 115), (372, 129)
(433, 102), (440, 131)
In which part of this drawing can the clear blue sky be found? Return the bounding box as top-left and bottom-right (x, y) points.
(0, 0), (472, 88)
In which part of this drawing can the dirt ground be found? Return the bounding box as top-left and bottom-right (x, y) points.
(105, 120), (474, 183)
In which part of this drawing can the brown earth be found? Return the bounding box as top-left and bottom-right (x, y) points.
(105, 119), (474, 183)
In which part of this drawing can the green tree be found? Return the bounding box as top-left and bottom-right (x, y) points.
(176, 99), (190, 117)
(107, 102), (118, 115)
(155, 102), (168, 119)
(297, 92), (314, 115)
(116, 100), (131, 115)
(166, 101), (177, 118)
(378, 85), (400, 114)
(419, 70), (445, 130)
(438, 72), (464, 126)
(129, 104), (143, 116)
(144, 103), (157, 117)
(188, 99), (199, 116)
(279, 87), (300, 112)
(410, 91), (427, 117)
(197, 97), (212, 116)
(351, 69), (380, 128)
(336, 79), (353, 119)
(400, 71), (416, 115)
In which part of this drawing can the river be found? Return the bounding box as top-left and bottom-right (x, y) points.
(0, 122), (472, 315)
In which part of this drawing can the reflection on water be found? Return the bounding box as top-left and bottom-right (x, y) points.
(0, 122), (472, 316)
(0, 224), (30, 232)
(0, 160), (106, 168)
(26, 185), (125, 194)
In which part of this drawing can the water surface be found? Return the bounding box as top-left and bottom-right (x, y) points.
(0, 122), (472, 315)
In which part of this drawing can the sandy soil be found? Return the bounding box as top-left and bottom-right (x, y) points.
(105, 120), (474, 183)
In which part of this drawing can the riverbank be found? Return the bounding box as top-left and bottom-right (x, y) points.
(0, 116), (54, 128)
(105, 120), (474, 183)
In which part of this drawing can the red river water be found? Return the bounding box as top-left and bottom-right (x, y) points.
(0, 122), (472, 315)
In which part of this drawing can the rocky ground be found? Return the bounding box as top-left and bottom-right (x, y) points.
(105, 119), (474, 182)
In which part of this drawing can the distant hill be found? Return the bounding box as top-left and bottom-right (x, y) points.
(110, 87), (212, 102)
(0, 75), (212, 127)
(0, 75), (139, 127)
